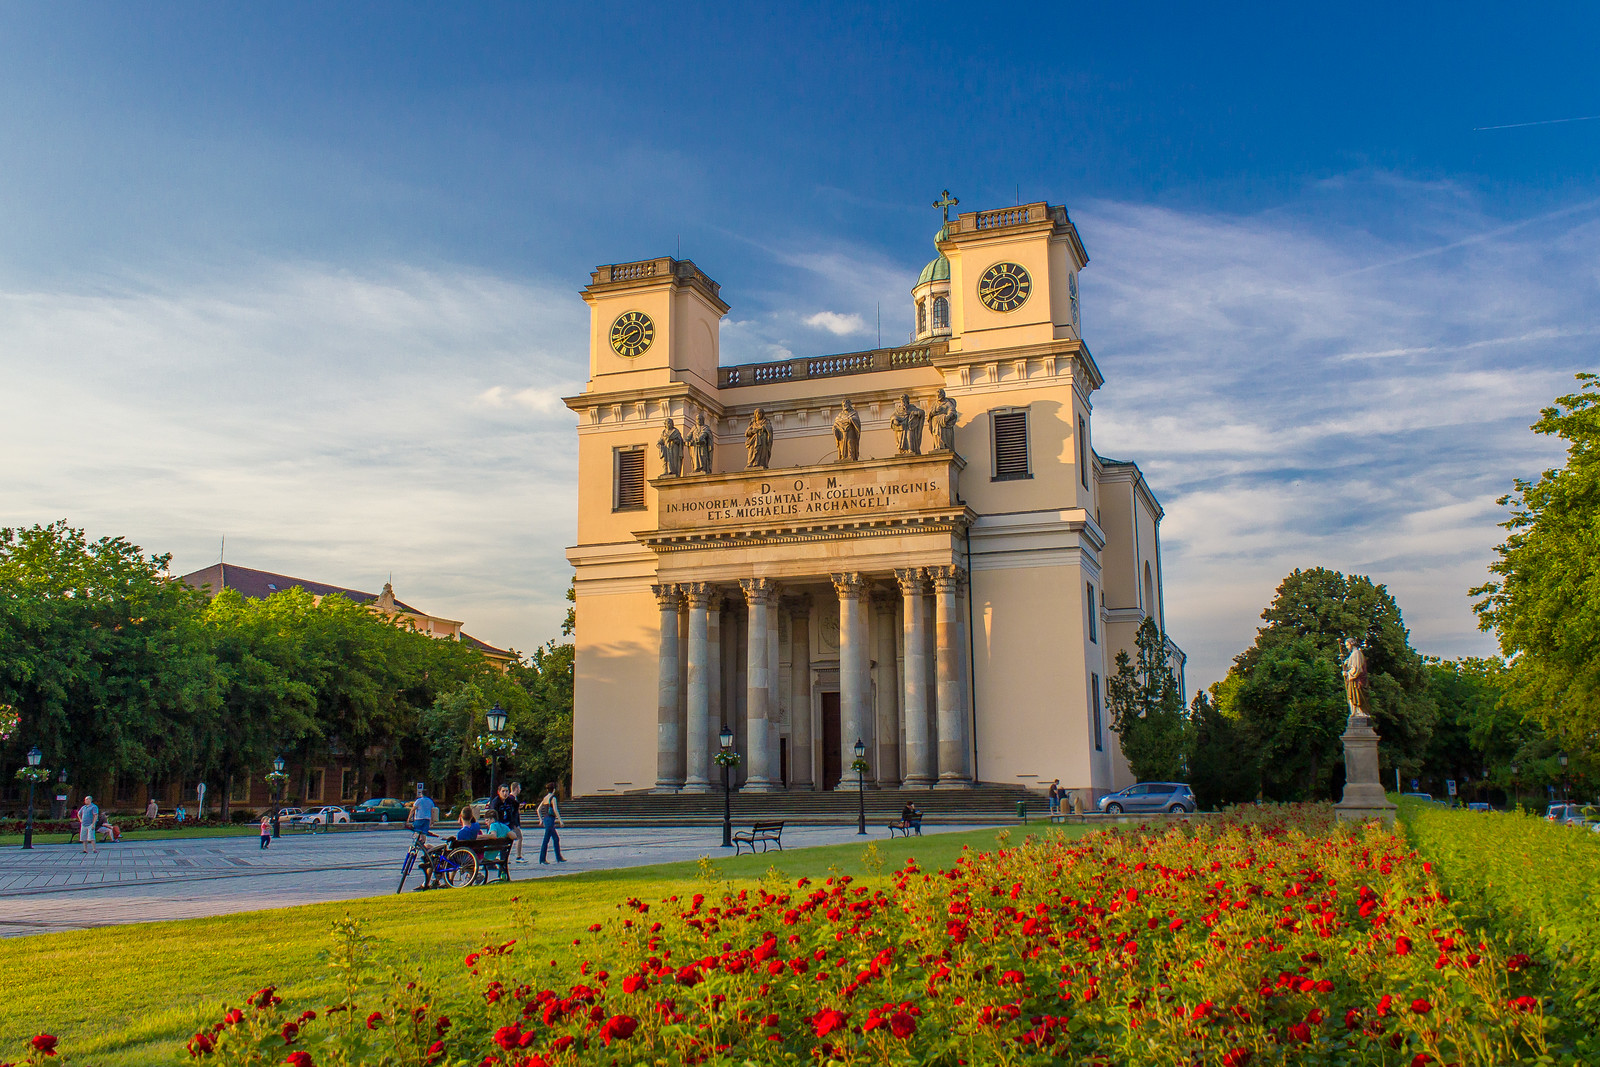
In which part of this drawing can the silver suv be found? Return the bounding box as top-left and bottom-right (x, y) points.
(1098, 782), (1196, 815)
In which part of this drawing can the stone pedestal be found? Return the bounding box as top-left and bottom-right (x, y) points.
(1335, 712), (1396, 823)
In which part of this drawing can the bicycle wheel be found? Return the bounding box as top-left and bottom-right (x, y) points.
(442, 848), (479, 888)
(396, 850), (417, 895)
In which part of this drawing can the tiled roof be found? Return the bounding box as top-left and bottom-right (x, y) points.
(179, 563), (422, 612)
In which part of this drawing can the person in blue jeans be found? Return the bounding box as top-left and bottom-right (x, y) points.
(408, 789), (437, 838)
(536, 782), (566, 863)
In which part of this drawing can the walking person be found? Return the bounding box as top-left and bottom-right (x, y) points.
(509, 782), (526, 863)
(259, 812), (272, 849)
(1047, 779), (1061, 818)
(78, 795), (99, 855)
(536, 782), (565, 864)
(145, 797), (158, 819)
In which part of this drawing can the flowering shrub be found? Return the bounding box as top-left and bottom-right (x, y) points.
(10, 805), (1593, 1065)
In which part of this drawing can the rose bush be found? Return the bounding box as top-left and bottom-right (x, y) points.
(9, 806), (1593, 1065)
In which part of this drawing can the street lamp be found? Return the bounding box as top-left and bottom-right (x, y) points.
(271, 755), (286, 839)
(22, 746), (42, 850)
(485, 704), (507, 799)
(1511, 763), (1520, 812)
(1560, 752), (1569, 803)
(853, 738), (868, 836)
(718, 724), (735, 849)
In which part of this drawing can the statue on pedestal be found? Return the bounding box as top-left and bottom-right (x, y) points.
(1342, 637), (1369, 718)
(833, 399), (861, 462)
(656, 417), (685, 477)
(686, 413), (714, 474)
(929, 388), (958, 451)
(891, 393), (926, 455)
(1334, 637), (1396, 822)
(745, 408), (772, 470)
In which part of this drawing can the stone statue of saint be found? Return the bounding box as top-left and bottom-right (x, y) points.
(928, 388), (958, 451)
(686, 413), (714, 475)
(833, 399), (861, 462)
(656, 417), (685, 477)
(1342, 638), (1369, 718)
(745, 408), (772, 469)
(890, 393), (926, 455)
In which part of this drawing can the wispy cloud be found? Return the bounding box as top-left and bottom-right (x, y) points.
(803, 310), (870, 336)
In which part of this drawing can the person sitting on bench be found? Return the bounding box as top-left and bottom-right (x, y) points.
(454, 804), (482, 843)
(893, 802), (921, 831)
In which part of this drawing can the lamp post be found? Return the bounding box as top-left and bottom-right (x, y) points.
(853, 738), (868, 836)
(1560, 752), (1569, 803)
(485, 704), (508, 799)
(271, 755), (286, 839)
(718, 724), (735, 849)
(1510, 763), (1520, 812)
(22, 746), (42, 850)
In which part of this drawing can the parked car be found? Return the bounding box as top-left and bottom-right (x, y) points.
(1546, 803), (1586, 825)
(1465, 802), (1490, 812)
(272, 807), (304, 819)
(1097, 783), (1196, 815)
(350, 798), (409, 823)
(287, 805), (351, 827)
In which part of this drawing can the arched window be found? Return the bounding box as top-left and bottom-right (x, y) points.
(932, 296), (949, 329)
(917, 300), (926, 334)
(1144, 562), (1156, 620)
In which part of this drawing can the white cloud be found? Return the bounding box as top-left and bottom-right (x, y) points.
(803, 311), (869, 336)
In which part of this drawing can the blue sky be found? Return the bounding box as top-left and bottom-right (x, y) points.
(2, 4), (1596, 688)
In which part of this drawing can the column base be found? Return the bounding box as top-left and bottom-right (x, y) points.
(742, 778), (780, 792)
(900, 777), (936, 789)
(876, 778), (902, 789)
(934, 777), (975, 790)
(651, 783), (683, 794)
(680, 781), (713, 794)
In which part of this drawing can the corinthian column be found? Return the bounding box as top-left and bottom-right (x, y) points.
(932, 565), (973, 788)
(785, 595), (813, 789)
(872, 589), (901, 787)
(740, 577), (779, 792)
(682, 583), (714, 793)
(832, 572), (870, 778)
(652, 583), (684, 792)
(706, 592), (723, 768)
(896, 567), (934, 787)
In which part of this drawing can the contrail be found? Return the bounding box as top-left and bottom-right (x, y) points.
(1473, 114), (1600, 131)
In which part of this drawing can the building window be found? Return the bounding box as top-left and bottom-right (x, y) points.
(1078, 414), (1089, 489)
(614, 447), (646, 511)
(229, 774), (251, 804)
(341, 768), (357, 801)
(1144, 562), (1156, 620)
(1086, 582), (1097, 643)
(1091, 674), (1103, 752)
(306, 768), (325, 803)
(991, 409), (1030, 481)
(932, 296), (949, 329)
(917, 300), (927, 334)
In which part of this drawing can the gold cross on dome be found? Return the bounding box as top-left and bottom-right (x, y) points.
(933, 190), (959, 221)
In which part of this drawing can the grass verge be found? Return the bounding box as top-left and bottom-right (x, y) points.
(0, 825), (1056, 1063)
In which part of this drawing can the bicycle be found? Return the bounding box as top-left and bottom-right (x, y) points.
(396, 830), (479, 894)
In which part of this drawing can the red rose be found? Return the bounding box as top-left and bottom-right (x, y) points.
(889, 1012), (917, 1038)
(187, 1032), (216, 1057)
(623, 974), (647, 994)
(1221, 1048), (1252, 1067)
(811, 1009), (849, 1038)
(1394, 936), (1412, 956)
(493, 1025), (523, 1051)
(1509, 996), (1539, 1013)
(424, 1041), (444, 1064)
(30, 1035), (59, 1056)
(600, 1014), (638, 1045)
(366, 1011), (382, 1030)
(1506, 953), (1533, 972)
(1288, 1022), (1312, 1043)
(433, 1015), (452, 1036)
(284, 1052), (314, 1067)
(280, 1021), (299, 1044)
(1410, 998), (1431, 1015)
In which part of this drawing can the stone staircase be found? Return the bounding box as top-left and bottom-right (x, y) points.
(561, 783), (1045, 827)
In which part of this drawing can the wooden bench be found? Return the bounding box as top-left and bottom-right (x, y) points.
(887, 814), (923, 838)
(732, 821), (784, 856)
(449, 835), (515, 883)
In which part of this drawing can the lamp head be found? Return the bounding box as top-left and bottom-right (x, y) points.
(486, 704), (508, 734)
(26, 745), (42, 767)
(1559, 752), (1569, 768)
(854, 738), (865, 759)
(273, 756), (286, 774)
(719, 724), (734, 751)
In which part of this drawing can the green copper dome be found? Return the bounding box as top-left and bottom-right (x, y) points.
(916, 225), (951, 287)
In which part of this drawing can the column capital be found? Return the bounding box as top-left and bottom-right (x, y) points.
(651, 583), (682, 609)
(929, 565), (968, 592)
(830, 571), (867, 599)
(893, 567), (927, 595)
(683, 582), (717, 609)
(780, 594), (811, 618)
(739, 577), (778, 605)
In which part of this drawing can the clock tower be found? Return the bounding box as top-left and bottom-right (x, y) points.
(935, 202), (1088, 355)
(580, 257), (728, 395)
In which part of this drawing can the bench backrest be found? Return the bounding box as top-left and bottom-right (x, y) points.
(752, 821), (784, 832)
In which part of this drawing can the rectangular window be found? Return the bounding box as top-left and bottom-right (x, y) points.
(230, 773), (251, 804)
(341, 768), (357, 801)
(1091, 674), (1103, 752)
(1086, 582), (1097, 643)
(992, 410), (1030, 480)
(306, 768), (325, 803)
(614, 447), (646, 511)
(1078, 415), (1089, 489)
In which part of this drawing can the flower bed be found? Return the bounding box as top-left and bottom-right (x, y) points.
(9, 806), (1590, 1065)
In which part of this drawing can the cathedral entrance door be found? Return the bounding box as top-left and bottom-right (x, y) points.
(821, 692), (842, 789)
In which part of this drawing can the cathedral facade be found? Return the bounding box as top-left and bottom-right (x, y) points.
(564, 198), (1181, 800)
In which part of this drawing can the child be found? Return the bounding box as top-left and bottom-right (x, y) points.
(259, 812), (272, 849)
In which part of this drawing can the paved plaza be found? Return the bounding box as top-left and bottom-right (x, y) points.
(0, 823), (989, 937)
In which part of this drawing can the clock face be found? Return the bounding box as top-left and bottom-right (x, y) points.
(978, 262), (1033, 313)
(609, 311), (655, 358)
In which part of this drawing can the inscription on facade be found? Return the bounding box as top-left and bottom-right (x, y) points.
(656, 462), (956, 530)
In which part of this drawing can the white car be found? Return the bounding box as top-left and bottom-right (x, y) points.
(287, 805), (351, 829)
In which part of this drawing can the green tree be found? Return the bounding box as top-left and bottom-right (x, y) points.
(1233, 567), (1434, 794)
(1472, 373), (1600, 745)
(1105, 617), (1189, 781)
(516, 639), (575, 794)
(0, 522), (219, 793)
(1186, 689), (1258, 809)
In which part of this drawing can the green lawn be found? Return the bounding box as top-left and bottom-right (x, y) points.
(0, 825), (1062, 1064)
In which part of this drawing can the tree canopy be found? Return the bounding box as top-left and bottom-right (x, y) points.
(1105, 617), (1188, 782)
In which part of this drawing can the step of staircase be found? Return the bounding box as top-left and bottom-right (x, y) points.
(562, 783), (1045, 826)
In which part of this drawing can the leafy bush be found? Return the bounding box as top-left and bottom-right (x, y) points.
(1399, 796), (1600, 1026)
(15, 805), (1592, 1065)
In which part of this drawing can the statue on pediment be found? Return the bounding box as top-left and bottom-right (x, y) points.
(929, 388), (958, 451)
(745, 408), (773, 469)
(891, 393), (926, 455)
(656, 417), (685, 477)
(686, 413), (714, 474)
(833, 399), (861, 462)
